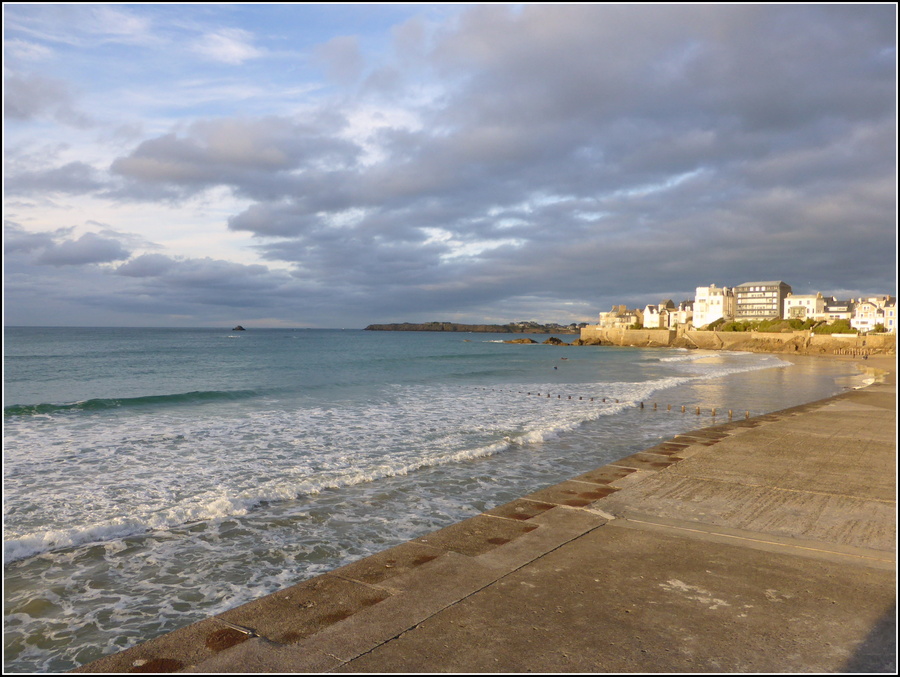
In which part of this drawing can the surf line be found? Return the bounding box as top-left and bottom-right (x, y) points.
(475, 388), (751, 419)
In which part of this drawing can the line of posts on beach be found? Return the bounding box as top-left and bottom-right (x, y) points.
(477, 387), (752, 419)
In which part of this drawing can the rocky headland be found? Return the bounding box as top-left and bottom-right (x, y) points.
(365, 322), (581, 334)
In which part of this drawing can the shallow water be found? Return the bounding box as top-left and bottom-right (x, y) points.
(3, 328), (864, 672)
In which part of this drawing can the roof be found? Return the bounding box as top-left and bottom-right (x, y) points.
(736, 280), (789, 287)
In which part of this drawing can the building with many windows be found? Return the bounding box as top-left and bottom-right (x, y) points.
(734, 281), (792, 321)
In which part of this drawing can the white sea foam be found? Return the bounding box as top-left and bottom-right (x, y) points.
(658, 353), (711, 362)
(4, 521), (148, 564)
(657, 349), (758, 363)
(4, 360), (774, 564)
(1, 394), (599, 561)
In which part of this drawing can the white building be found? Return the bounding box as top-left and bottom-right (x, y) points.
(851, 296), (896, 333)
(884, 299), (897, 333)
(667, 300), (694, 329)
(598, 305), (643, 329)
(851, 300), (882, 333)
(783, 292), (828, 321)
(693, 284), (734, 328)
(642, 300), (675, 329)
(823, 299), (854, 323)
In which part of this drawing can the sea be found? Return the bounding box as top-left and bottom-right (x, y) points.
(2, 326), (868, 673)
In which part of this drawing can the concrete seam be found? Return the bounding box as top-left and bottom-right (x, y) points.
(332, 520), (611, 670)
(564, 478), (618, 488)
(480, 512), (538, 523)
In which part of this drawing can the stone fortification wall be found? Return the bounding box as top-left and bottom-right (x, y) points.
(578, 326), (895, 356)
(578, 327), (675, 347)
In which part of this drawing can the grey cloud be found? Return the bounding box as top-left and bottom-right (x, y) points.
(115, 253), (177, 277)
(391, 16), (427, 61)
(4, 74), (68, 118)
(111, 117), (360, 200)
(4, 73), (92, 127)
(5, 161), (104, 196)
(4, 246), (308, 326)
(3, 222), (67, 255)
(227, 201), (321, 238)
(113, 253), (292, 308)
(36, 232), (131, 266)
(315, 35), (365, 84)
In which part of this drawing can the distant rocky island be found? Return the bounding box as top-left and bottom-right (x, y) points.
(364, 322), (585, 334)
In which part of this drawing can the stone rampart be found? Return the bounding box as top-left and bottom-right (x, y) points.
(579, 327), (675, 347)
(578, 326), (895, 356)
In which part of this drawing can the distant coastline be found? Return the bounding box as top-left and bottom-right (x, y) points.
(364, 322), (582, 334)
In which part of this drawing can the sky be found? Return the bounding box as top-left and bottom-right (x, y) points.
(3, 3), (897, 328)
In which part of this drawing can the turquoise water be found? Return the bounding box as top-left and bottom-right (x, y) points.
(2, 327), (864, 672)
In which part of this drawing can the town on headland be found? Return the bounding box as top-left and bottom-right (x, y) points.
(598, 281), (895, 334)
(367, 280), (896, 356)
(367, 281), (896, 336)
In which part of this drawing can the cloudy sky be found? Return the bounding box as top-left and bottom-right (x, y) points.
(3, 4), (897, 328)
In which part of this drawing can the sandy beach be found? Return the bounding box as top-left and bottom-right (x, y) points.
(74, 350), (896, 673)
(782, 353), (895, 384)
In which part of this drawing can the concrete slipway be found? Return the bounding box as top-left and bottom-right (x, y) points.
(76, 359), (897, 674)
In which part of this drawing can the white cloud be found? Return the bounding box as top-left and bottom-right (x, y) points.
(192, 28), (264, 65)
(4, 38), (54, 61)
(5, 4), (158, 48)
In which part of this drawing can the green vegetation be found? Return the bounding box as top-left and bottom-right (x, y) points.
(787, 318), (818, 330)
(713, 317), (844, 333)
(718, 319), (793, 332)
(810, 319), (857, 334)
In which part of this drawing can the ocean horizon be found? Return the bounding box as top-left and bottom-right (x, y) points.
(3, 327), (867, 672)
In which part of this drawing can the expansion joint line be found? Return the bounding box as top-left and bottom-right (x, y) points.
(339, 521), (610, 668)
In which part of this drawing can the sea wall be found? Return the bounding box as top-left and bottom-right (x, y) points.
(578, 327), (676, 347)
(578, 326), (896, 356)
